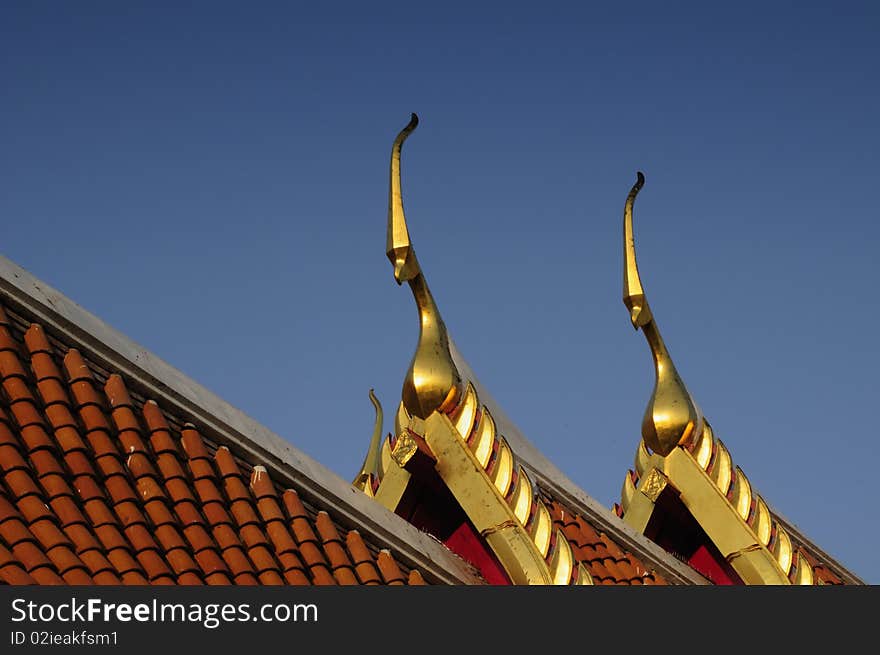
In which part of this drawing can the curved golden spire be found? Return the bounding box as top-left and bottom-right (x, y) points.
(353, 389), (384, 495)
(623, 172), (703, 456)
(387, 114), (462, 419)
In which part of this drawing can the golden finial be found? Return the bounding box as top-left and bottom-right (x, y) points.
(353, 389), (384, 495)
(387, 114), (462, 419)
(623, 172), (703, 456)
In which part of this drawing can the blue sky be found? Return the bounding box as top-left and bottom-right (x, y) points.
(2, 2), (878, 583)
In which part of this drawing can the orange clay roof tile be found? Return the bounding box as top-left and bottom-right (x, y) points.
(346, 530), (382, 585)
(407, 569), (426, 585)
(376, 550), (406, 585)
(165, 479), (196, 505)
(155, 453), (186, 481)
(262, 518), (297, 555)
(0, 517), (34, 548)
(547, 498), (667, 585)
(204, 571), (233, 585)
(314, 511), (359, 585)
(44, 544), (86, 575)
(63, 452), (95, 478)
(0, 542), (38, 583)
(28, 518), (71, 551)
(256, 570), (285, 585)
(39, 473), (73, 500)
(210, 523), (242, 551)
(230, 500), (261, 528)
(179, 522), (212, 550)
(12, 540), (57, 576)
(176, 572), (203, 585)
(281, 566), (312, 586)
(104, 548), (143, 577)
(0, 444), (28, 472)
(135, 549), (173, 581)
(193, 548), (228, 576)
(71, 475), (104, 502)
(219, 545), (256, 578)
(16, 496), (54, 524)
(29, 451), (65, 477)
(28, 565), (66, 585)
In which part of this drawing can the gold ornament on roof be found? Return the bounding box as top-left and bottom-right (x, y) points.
(352, 389), (384, 497)
(623, 172), (704, 456)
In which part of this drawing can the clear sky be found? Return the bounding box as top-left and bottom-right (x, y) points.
(2, 1), (878, 583)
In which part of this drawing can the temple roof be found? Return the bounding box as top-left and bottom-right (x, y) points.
(614, 172), (861, 585)
(0, 255), (479, 585)
(0, 252), (698, 586)
(0, 113), (863, 585)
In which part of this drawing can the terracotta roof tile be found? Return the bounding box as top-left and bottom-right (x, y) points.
(119, 570), (149, 585)
(37, 473), (73, 501)
(28, 565), (66, 585)
(64, 523), (101, 553)
(181, 524), (214, 553)
(123, 523), (158, 552)
(346, 530), (382, 585)
(219, 545), (256, 579)
(407, 569), (426, 585)
(263, 517), (297, 556)
(204, 571), (233, 585)
(175, 572), (203, 585)
(166, 547), (201, 576)
(92, 570), (122, 585)
(0, 445), (28, 473)
(17, 496), (54, 524)
(166, 479), (196, 505)
(280, 566), (312, 586)
(78, 549), (118, 580)
(4, 468), (42, 499)
(45, 544), (87, 575)
(256, 570), (286, 585)
(94, 525), (129, 553)
(29, 451), (65, 477)
(547, 498), (667, 585)
(135, 549), (173, 581)
(156, 453), (187, 481)
(194, 548), (228, 576)
(106, 549), (144, 577)
(12, 540), (57, 576)
(376, 550), (406, 585)
(28, 519), (71, 551)
(64, 452), (95, 478)
(71, 476), (104, 503)
(0, 541), (38, 584)
(0, 303), (430, 587)
(315, 511), (359, 585)
(0, 517), (34, 548)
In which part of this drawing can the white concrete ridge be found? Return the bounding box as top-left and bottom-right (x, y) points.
(0, 255), (482, 585)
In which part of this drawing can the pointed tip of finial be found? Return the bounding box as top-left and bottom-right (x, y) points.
(629, 171), (645, 198)
(394, 113), (420, 145)
(624, 170), (651, 328)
